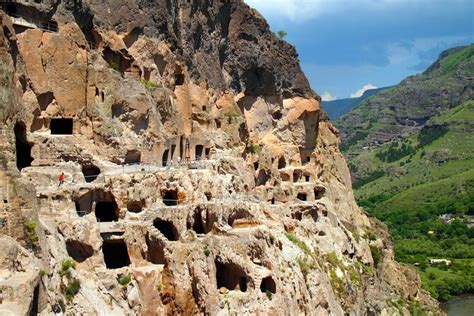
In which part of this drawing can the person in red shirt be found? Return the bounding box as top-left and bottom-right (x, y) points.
(58, 172), (65, 187)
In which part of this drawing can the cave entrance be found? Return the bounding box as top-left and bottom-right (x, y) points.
(14, 122), (33, 171)
(293, 170), (302, 183)
(127, 200), (144, 213)
(256, 169), (269, 186)
(66, 240), (93, 263)
(162, 149), (169, 167)
(314, 186), (326, 200)
(82, 164), (100, 183)
(195, 145), (204, 160)
(146, 236), (166, 264)
(102, 239), (130, 269)
(29, 285), (39, 316)
(96, 201), (119, 222)
(204, 192), (212, 201)
(175, 73), (185, 86)
(50, 118), (73, 135)
(215, 258), (248, 292)
(187, 207), (214, 235)
(162, 189), (178, 206)
(153, 218), (179, 241)
(124, 150), (141, 164)
(260, 276), (276, 294)
(75, 189), (119, 219)
(297, 193), (307, 201)
(278, 157), (286, 169)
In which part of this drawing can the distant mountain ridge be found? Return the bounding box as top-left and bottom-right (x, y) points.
(322, 87), (388, 120)
(335, 44), (474, 302)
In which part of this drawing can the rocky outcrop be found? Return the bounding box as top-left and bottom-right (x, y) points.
(0, 1), (439, 315)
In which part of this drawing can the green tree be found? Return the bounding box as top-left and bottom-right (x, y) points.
(276, 30), (287, 40)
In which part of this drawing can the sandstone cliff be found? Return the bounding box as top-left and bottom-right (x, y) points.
(0, 1), (439, 315)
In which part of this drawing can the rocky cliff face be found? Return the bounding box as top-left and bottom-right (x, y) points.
(0, 1), (439, 315)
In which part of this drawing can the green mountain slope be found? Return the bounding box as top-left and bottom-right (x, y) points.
(334, 45), (474, 302)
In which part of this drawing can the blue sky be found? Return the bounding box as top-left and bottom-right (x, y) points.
(245, 0), (474, 100)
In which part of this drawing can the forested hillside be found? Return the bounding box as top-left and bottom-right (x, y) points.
(336, 45), (474, 301)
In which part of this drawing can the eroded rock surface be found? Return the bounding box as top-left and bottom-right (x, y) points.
(0, 1), (440, 315)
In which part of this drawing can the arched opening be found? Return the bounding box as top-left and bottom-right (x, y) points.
(314, 186), (326, 200)
(14, 122), (33, 171)
(146, 236), (166, 264)
(256, 169), (269, 186)
(96, 201), (119, 222)
(293, 170), (302, 183)
(297, 193), (307, 201)
(66, 240), (93, 263)
(50, 118), (73, 135)
(304, 175), (311, 182)
(161, 189), (178, 206)
(253, 161), (259, 171)
(162, 149), (169, 167)
(75, 189), (119, 219)
(188, 208), (205, 234)
(228, 209), (253, 227)
(278, 157), (286, 169)
(81, 164), (100, 183)
(124, 150), (140, 164)
(260, 276), (276, 294)
(102, 239), (130, 269)
(153, 218), (179, 241)
(30, 285), (39, 316)
(215, 258), (249, 292)
(175, 73), (185, 86)
(195, 145), (204, 160)
(272, 110), (282, 120)
(205, 148), (210, 158)
(127, 200), (144, 213)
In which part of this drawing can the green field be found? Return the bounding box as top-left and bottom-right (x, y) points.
(353, 100), (474, 301)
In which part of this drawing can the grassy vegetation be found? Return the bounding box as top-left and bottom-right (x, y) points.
(59, 258), (81, 303)
(352, 100), (474, 301)
(285, 232), (311, 255)
(435, 45), (474, 76)
(24, 220), (39, 253)
(141, 79), (157, 91)
(117, 274), (132, 286)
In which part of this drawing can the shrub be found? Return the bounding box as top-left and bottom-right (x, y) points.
(276, 30), (287, 39)
(203, 248), (210, 257)
(266, 290), (273, 300)
(285, 232), (311, 255)
(269, 233), (276, 245)
(141, 79), (157, 91)
(39, 269), (48, 277)
(24, 220), (39, 252)
(60, 258), (76, 279)
(370, 245), (381, 266)
(65, 279), (81, 302)
(108, 61), (119, 71)
(118, 274), (132, 286)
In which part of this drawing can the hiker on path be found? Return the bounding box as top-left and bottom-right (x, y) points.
(58, 172), (65, 187)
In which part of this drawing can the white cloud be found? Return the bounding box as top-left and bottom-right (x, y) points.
(320, 91), (337, 101)
(244, 0), (429, 22)
(351, 84), (378, 98)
